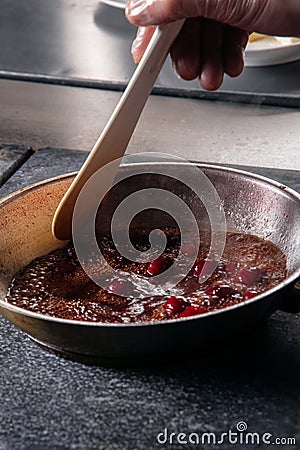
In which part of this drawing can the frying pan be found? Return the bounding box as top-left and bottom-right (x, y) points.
(0, 162), (299, 365)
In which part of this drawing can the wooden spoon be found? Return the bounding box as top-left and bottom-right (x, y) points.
(52, 20), (185, 240)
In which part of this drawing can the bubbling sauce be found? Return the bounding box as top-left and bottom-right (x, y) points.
(6, 229), (286, 323)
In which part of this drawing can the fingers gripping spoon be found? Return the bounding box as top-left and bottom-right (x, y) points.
(52, 20), (185, 240)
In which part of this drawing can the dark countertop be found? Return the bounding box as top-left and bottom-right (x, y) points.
(0, 144), (32, 189)
(0, 147), (299, 450)
(1, 79), (299, 171)
(1, 0), (300, 107)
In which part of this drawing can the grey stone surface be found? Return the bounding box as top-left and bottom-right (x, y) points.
(1, 79), (300, 172)
(0, 311), (299, 450)
(0, 144), (32, 189)
(0, 147), (87, 198)
(0, 148), (299, 450)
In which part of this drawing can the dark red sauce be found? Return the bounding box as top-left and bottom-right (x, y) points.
(6, 229), (286, 323)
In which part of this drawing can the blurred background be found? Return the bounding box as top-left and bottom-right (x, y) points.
(0, 0), (299, 168)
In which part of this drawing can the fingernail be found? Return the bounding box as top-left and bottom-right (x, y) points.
(126, 0), (152, 24)
(171, 60), (184, 80)
(131, 27), (145, 62)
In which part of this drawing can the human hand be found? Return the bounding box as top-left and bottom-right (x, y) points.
(125, 0), (299, 90)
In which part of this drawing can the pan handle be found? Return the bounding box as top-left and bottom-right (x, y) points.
(278, 277), (300, 314)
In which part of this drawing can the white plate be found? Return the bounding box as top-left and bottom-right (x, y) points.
(101, 0), (126, 8)
(245, 37), (300, 67)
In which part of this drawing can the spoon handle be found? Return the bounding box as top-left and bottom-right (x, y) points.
(52, 19), (185, 240)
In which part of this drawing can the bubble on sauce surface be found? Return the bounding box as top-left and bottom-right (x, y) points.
(5, 229), (287, 323)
